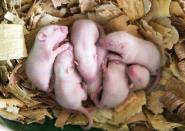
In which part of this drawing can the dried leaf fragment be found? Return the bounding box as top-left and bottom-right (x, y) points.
(88, 2), (121, 24)
(105, 15), (140, 37)
(115, 124), (129, 131)
(146, 112), (183, 131)
(165, 76), (185, 100)
(171, 16), (185, 36)
(116, 0), (151, 20)
(139, 18), (179, 50)
(177, 60), (185, 77)
(150, 18), (179, 50)
(144, 0), (171, 21)
(174, 40), (185, 61)
(170, 58), (185, 85)
(170, 1), (184, 16)
(0, 24), (27, 60)
(147, 90), (165, 114)
(27, 0), (45, 29)
(139, 19), (163, 44)
(159, 68), (173, 86)
(114, 92), (137, 113)
(57, 14), (87, 26)
(93, 122), (118, 131)
(93, 109), (113, 124)
(126, 112), (146, 124)
(55, 110), (71, 128)
(113, 91), (146, 124)
(66, 114), (88, 126)
(79, 0), (97, 12)
(37, 14), (61, 27)
(178, 0), (185, 12)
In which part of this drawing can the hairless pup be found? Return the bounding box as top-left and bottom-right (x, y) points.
(71, 19), (106, 107)
(100, 59), (129, 108)
(99, 31), (161, 75)
(25, 25), (68, 92)
(54, 44), (92, 130)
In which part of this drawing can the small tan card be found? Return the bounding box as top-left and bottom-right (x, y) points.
(0, 24), (28, 60)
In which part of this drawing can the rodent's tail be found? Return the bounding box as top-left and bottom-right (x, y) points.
(147, 69), (161, 93)
(90, 92), (101, 108)
(79, 107), (93, 130)
(96, 23), (105, 38)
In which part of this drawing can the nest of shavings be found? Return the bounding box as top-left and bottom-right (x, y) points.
(1, 0), (185, 130)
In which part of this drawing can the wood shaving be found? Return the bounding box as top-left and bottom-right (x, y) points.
(4, 12), (25, 24)
(0, 98), (24, 108)
(0, 109), (24, 122)
(177, 60), (185, 77)
(171, 16), (185, 36)
(145, 111), (184, 130)
(6, 84), (40, 107)
(161, 91), (185, 113)
(0, 24), (27, 60)
(174, 39), (185, 61)
(150, 17), (179, 50)
(79, 0), (97, 13)
(93, 122), (118, 131)
(51, 0), (63, 8)
(165, 77), (185, 100)
(20, 108), (52, 124)
(125, 112), (146, 124)
(55, 110), (71, 128)
(113, 91), (146, 124)
(0, 66), (9, 84)
(93, 109), (113, 124)
(104, 15), (140, 37)
(116, 0), (151, 20)
(66, 114), (88, 125)
(88, 2), (121, 24)
(144, 0), (171, 21)
(147, 90), (165, 114)
(170, 1), (184, 16)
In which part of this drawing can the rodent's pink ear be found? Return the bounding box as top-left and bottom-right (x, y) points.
(37, 32), (47, 41)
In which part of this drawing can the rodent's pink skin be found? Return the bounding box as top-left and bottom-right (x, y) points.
(100, 60), (129, 108)
(25, 25), (68, 92)
(54, 44), (92, 129)
(127, 65), (150, 91)
(71, 19), (99, 81)
(99, 31), (161, 75)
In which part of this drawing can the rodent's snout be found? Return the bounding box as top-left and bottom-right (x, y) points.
(127, 66), (136, 76)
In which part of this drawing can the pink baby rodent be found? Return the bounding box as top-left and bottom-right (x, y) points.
(71, 19), (105, 107)
(71, 19), (99, 81)
(25, 25), (68, 92)
(54, 44), (92, 130)
(100, 59), (129, 108)
(127, 65), (150, 91)
(99, 31), (161, 75)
